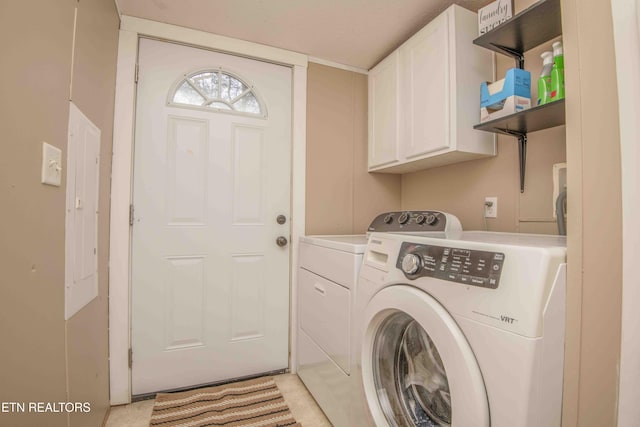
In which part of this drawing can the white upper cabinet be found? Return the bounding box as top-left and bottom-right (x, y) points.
(368, 5), (495, 173)
(401, 12), (450, 159)
(368, 51), (400, 169)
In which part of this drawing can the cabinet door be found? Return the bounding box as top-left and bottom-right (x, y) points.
(401, 12), (450, 158)
(368, 52), (400, 169)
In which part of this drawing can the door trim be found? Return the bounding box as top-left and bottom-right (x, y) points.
(109, 18), (307, 405)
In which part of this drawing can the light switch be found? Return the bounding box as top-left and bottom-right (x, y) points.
(42, 142), (62, 186)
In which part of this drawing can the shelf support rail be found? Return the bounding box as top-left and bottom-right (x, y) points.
(495, 128), (528, 192)
(489, 43), (525, 69)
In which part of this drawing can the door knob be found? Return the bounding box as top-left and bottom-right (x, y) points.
(276, 236), (288, 247)
(276, 215), (287, 224)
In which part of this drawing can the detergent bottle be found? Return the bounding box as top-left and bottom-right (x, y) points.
(537, 51), (553, 105)
(550, 40), (565, 101)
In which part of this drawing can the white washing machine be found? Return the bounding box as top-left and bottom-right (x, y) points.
(354, 231), (567, 427)
(297, 211), (462, 426)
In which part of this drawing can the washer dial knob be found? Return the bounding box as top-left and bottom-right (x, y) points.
(383, 214), (393, 224)
(425, 213), (438, 225)
(415, 214), (426, 225)
(398, 212), (410, 224)
(401, 253), (422, 275)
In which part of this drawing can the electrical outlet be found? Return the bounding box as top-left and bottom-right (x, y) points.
(485, 197), (498, 218)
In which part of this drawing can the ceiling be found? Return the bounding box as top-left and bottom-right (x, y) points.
(116, 0), (492, 70)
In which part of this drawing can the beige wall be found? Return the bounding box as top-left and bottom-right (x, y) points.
(0, 2), (75, 426)
(402, 0), (566, 234)
(305, 63), (401, 235)
(0, 1), (119, 426)
(67, 0), (119, 426)
(561, 0), (623, 425)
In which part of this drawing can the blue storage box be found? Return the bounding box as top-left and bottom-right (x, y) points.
(480, 68), (531, 109)
(479, 68), (532, 122)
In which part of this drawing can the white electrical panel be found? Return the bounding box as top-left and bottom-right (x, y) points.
(65, 102), (100, 320)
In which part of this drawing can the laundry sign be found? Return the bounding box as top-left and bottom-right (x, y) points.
(478, 0), (513, 35)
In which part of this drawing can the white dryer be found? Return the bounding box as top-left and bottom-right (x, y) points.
(354, 231), (567, 427)
(297, 211), (462, 426)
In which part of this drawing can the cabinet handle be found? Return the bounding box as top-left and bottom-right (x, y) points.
(313, 284), (326, 296)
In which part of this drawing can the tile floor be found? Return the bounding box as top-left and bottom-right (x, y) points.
(105, 374), (332, 427)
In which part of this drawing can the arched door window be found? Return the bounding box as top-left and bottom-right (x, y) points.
(169, 69), (266, 117)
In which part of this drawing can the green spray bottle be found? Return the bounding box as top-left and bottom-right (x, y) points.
(551, 41), (565, 101)
(537, 51), (554, 105)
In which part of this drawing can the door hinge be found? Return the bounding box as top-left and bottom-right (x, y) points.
(129, 204), (135, 226)
(134, 64), (139, 83)
(128, 348), (133, 368)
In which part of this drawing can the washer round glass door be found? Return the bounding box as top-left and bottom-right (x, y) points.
(361, 285), (490, 427)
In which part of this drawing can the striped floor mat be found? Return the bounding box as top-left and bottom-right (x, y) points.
(149, 376), (301, 427)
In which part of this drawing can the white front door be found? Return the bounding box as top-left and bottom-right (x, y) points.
(131, 38), (292, 395)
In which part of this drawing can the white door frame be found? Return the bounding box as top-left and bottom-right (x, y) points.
(612, 0), (640, 425)
(108, 16), (307, 404)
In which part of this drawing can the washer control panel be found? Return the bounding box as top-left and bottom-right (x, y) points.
(396, 242), (505, 289)
(368, 211), (447, 232)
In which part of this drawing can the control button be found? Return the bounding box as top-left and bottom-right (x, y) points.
(489, 278), (498, 287)
(425, 213), (438, 225)
(415, 214), (426, 225)
(459, 275), (470, 283)
(470, 277), (487, 286)
(494, 254), (504, 261)
(398, 212), (410, 225)
(401, 253), (422, 275)
(492, 264), (501, 271)
(383, 214), (393, 224)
